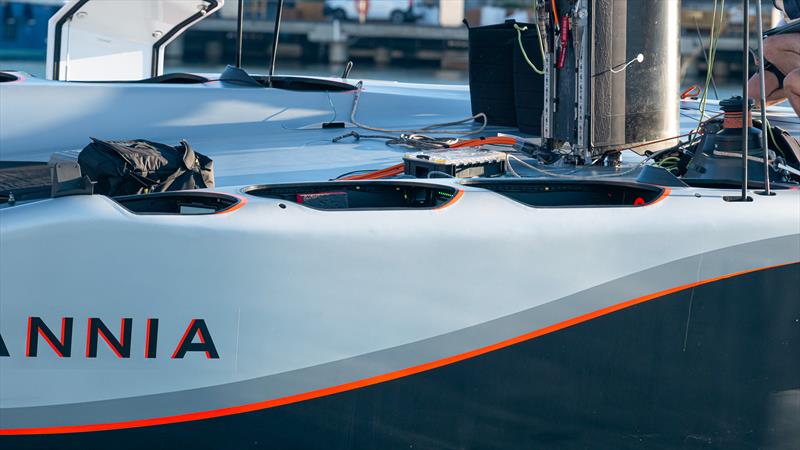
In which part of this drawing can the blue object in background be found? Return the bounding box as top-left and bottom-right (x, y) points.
(0, 1), (61, 60)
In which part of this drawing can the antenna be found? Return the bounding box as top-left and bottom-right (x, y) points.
(754, 0), (772, 196)
(268, 0), (285, 87)
(235, 0), (244, 68)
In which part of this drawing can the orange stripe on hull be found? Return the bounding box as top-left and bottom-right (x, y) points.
(2, 260), (796, 436)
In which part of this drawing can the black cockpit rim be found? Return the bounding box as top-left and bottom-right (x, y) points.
(113, 191), (244, 215)
(0, 71), (20, 83)
(462, 179), (668, 208)
(243, 180), (459, 210)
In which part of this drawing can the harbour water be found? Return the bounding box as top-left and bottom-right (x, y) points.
(0, 59), (470, 85)
(0, 58), (746, 98)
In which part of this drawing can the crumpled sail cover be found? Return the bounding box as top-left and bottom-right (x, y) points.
(78, 138), (214, 196)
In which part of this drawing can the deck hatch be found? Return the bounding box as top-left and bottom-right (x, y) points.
(0, 72), (19, 83)
(114, 192), (242, 215)
(464, 179), (666, 208)
(243, 181), (459, 210)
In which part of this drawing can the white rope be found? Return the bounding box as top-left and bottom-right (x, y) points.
(610, 53), (645, 74)
(712, 150), (774, 164)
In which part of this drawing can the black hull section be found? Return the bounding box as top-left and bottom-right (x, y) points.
(6, 264), (799, 450)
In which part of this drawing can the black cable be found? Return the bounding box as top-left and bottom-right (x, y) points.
(332, 169), (380, 180)
(331, 131), (455, 150)
(268, 0), (284, 87)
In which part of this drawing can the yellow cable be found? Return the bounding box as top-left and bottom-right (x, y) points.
(698, 0), (725, 129)
(514, 23), (546, 75)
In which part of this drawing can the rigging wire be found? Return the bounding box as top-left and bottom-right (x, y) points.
(349, 81), (488, 136)
(334, 114), (725, 181)
(697, 0), (725, 130)
(333, 169), (383, 180)
(331, 132), (519, 151)
(505, 153), (648, 179)
(694, 19), (720, 99)
(332, 131), (458, 150)
(593, 53), (645, 77)
(655, 157), (681, 167)
(627, 129), (702, 151)
(616, 55), (645, 73)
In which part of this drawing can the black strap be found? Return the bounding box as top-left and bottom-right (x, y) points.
(126, 171), (159, 190)
(763, 62), (786, 88)
(764, 19), (800, 36)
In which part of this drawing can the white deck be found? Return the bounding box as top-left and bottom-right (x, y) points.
(1, 72), (798, 186)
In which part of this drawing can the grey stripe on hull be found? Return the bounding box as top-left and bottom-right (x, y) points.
(2, 234), (798, 429)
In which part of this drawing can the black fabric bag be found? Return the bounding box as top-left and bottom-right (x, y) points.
(78, 138), (214, 196)
(467, 19), (544, 133)
(468, 21), (519, 127)
(512, 23), (545, 135)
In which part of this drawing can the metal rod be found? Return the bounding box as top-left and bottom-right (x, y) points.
(235, 0), (244, 68)
(741, 0), (750, 201)
(268, 0), (285, 87)
(755, 0), (771, 195)
(694, 19), (720, 99)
